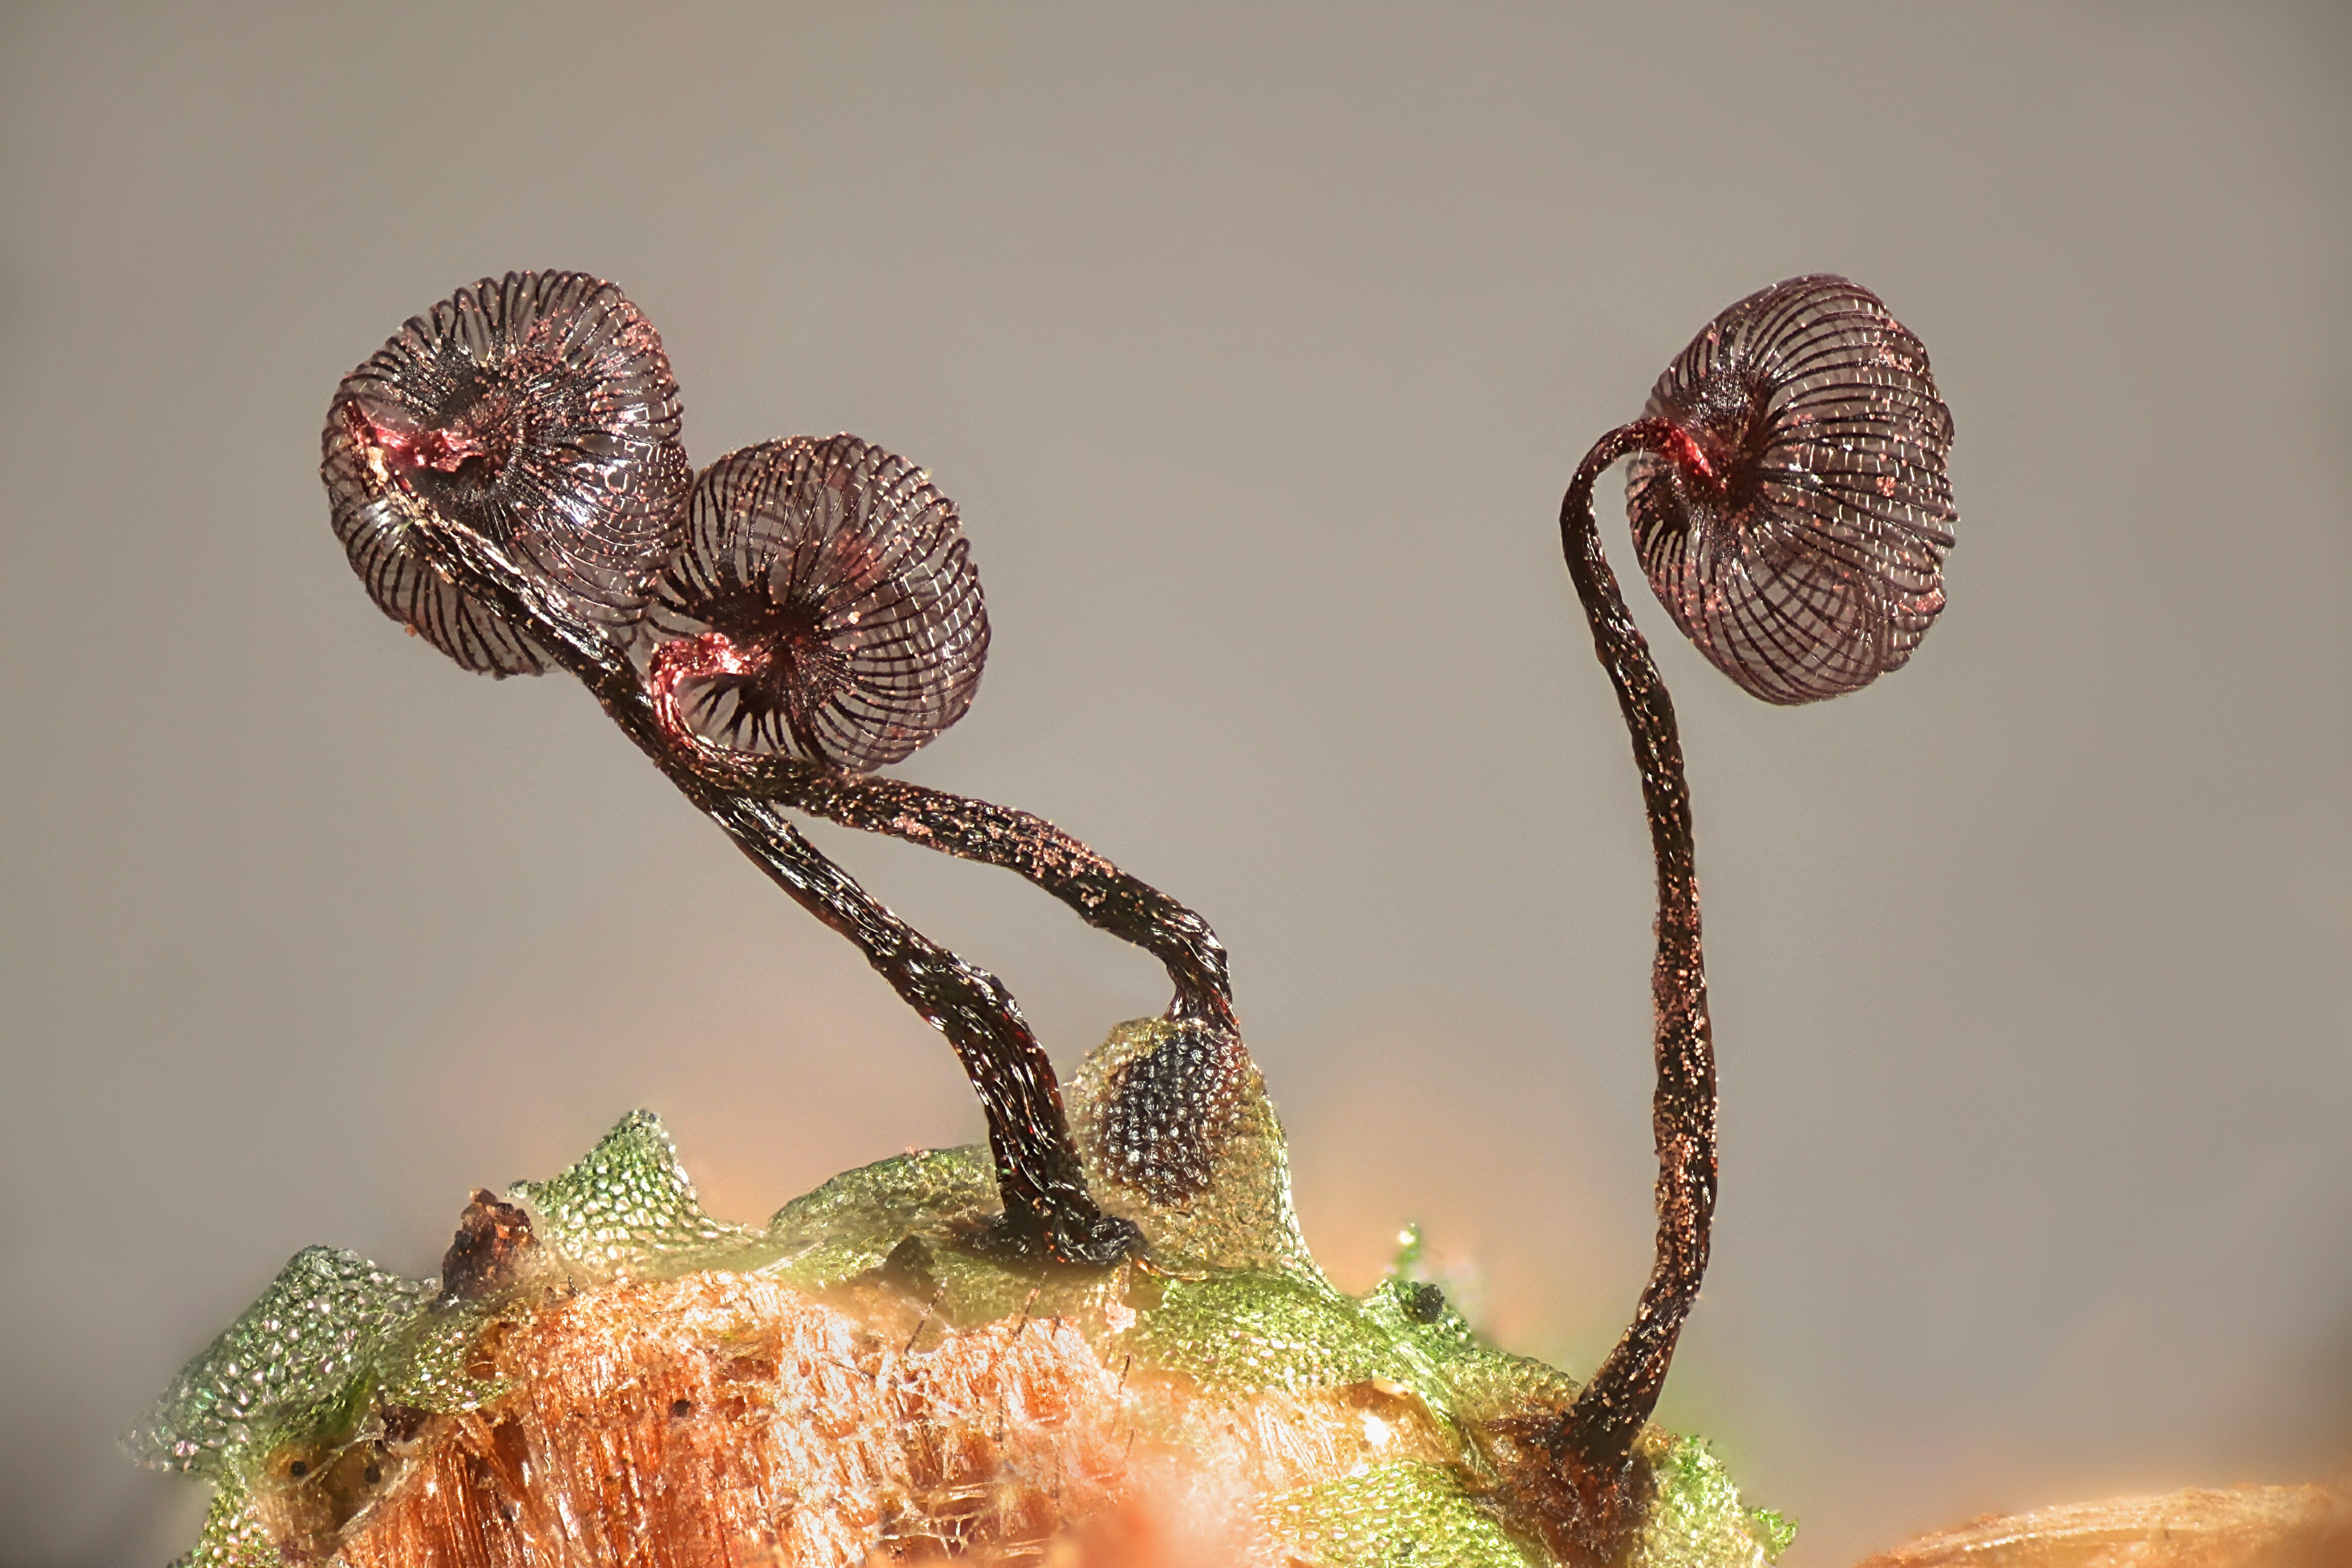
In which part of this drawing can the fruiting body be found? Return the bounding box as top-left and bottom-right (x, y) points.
(1525, 276), (1955, 1546)
(651, 435), (990, 771)
(321, 271), (691, 674)
(202, 267), (1987, 1564)
(317, 276), (1194, 1264)
(1624, 275), (1956, 704)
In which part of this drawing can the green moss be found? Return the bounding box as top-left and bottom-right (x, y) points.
(1264, 1461), (1538, 1568)
(373, 1297), (509, 1414)
(138, 1022), (1791, 1567)
(1128, 1269), (1424, 1395)
(755, 1144), (998, 1290)
(1749, 1509), (1799, 1560)
(1628, 1435), (1792, 1568)
(173, 1472), (283, 1568)
(1358, 1272), (1578, 1429)
(510, 1108), (752, 1275)
(128, 1246), (432, 1475)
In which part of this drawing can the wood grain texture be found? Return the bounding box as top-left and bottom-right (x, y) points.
(1853, 1484), (2351, 1568)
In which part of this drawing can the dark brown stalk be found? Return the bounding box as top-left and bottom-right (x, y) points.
(419, 522), (1140, 1266)
(1547, 418), (1719, 1487)
(647, 635), (1237, 1036)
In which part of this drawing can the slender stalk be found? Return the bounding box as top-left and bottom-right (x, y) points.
(418, 522), (1139, 1266)
(1552, 419), (1719, 1474)
(648, 634), (1237, 1035)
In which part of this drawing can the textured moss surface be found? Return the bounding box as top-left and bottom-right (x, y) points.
(134, 1020), (1789, 1567)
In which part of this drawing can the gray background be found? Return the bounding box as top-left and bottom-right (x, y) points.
(3, 5), (2346, 1564)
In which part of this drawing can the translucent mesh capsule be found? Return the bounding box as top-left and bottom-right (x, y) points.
(650, 435), (989, 770)
(127, 1247), (433, 1474)
(321, 270), (692, 675)
(1625, 275), (1957, 704)
(509, 1110), (749, 1274)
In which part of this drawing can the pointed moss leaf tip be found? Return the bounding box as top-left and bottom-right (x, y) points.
(509, 1110), (751, 1274)
(1749, 1509), (1799, 1560)
(174, 1470), (283, 1568)
(128, 1247), (433, 1475)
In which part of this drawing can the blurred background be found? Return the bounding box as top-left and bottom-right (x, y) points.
(2, 4), (2346, 1563)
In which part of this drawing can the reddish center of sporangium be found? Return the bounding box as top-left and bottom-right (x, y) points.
(1657, 420), (1716, 485)
(388, 423), (494, 473)
(648, 631), (777, 750)
(343, 394), (508, 480)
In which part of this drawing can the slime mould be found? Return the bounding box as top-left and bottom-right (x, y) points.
(129, 1019), (1792, 1568)
(143, 265), (2343, 1560)
(137, 268), (1971, 1566)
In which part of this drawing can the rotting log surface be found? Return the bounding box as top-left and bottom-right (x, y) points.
(137, 1021), (2343, 1568)
(333, 1272), (1255, 1567)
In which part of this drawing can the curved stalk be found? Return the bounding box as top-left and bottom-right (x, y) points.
(416, 519), (1140, 1266)
(1551, 419), (1719, 1475)
(649, 633), (1237, 1035)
